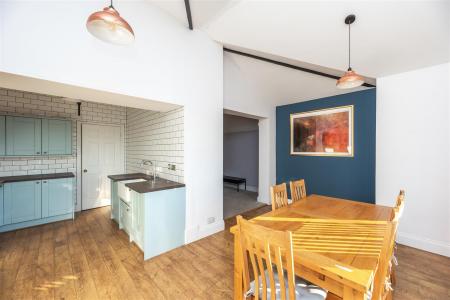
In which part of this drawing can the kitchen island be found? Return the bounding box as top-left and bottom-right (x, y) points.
(108, 173), (186, 260)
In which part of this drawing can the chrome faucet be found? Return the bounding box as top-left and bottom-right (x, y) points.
(141, 160), (156, 180)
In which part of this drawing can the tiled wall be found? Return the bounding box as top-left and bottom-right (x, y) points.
(126, 107), (184, 183)
(0, 87), (126, 177)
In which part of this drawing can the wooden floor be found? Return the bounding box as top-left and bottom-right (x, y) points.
(0, 206), (449, 299)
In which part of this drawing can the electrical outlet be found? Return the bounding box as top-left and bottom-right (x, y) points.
(207, 217), (215, 224)
(168, 164), (176, 171)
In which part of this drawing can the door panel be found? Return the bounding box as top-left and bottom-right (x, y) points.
(3, 181), (41, 224)
(42, 119), (72, 155)
(82, 124), (124, 210)
(6, 116), (41, 156)
(42, 178), (73, 217)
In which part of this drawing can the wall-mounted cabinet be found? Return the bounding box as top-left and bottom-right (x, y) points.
(42, 119), (72, 155)
(1, 115), (72, 156)
(0, 116), (5, 156)
(6, 116), (42, 156)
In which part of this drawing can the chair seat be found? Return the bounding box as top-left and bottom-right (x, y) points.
(248, 269), (327, 300)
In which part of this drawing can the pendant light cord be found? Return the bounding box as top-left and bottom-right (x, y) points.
(348, 22), (351, 71)
(110, 0), (114, 8)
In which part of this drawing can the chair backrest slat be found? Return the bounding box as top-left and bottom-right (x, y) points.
(237, 215), (295, 300)
(271, 183), (289, 210)
(290, 179), (307, 202)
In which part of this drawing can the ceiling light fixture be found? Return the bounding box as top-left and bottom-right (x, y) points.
(86, 0), (134, 45)
(336, 14), (364, 89)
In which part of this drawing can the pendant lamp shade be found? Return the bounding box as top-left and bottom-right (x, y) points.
(86, 5), (134, 45)
(336, 68), (364, 89)
(336, 14), (364, 89)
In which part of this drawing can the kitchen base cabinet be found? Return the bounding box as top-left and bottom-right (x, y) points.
(42, 178), (74, 218)
(110, 181), (119, 223)
(129, 187), (186, 260)
(119, 200), (132, 237)
(3, 181), (42, 224)
(0, 176), (74, 233)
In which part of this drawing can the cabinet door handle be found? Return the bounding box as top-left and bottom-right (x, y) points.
(83, 169), (88, 173)
(43, 151), (47, 154)
(43, 181), (47, 183)
(36, 181), (40, 184)
(36, 152), (40, 154)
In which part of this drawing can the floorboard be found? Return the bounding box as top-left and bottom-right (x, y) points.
(0, 205), (448, 299)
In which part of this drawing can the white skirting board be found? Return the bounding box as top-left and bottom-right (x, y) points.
(185, 220), (225, 243)
(398, 231), (450, 257)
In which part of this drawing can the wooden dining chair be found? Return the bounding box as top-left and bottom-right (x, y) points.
(290, 179), (307, 202)
(236, 216), (327, 300)
(371, 213), (400, 300)
(390, 190), (405, 286)
(270, 183), (289, 211)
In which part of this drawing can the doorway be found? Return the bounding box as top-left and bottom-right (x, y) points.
(81, 123), (124, 210)
(223, 113), (264, 219)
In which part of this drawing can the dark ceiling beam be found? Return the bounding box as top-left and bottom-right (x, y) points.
(223, 48), (376, 88)
(184, 0), (193, 30)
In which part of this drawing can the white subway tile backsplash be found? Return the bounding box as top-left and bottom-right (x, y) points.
(126, 107), (184, 183)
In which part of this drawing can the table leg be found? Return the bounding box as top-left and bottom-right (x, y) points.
(245, 180), (246, 191)
(234, 230), (243, 300)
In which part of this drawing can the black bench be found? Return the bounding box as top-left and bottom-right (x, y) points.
(223, 176), (246, 192)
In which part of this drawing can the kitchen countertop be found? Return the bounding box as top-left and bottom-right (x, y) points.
(107, 173), (152, 182)
(0, 172), (75, 184)
(108, 173), (185, 194)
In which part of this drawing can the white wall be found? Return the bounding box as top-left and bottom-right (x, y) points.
(0, 1), (223, 243)
(376, 63), (450, 257)
(223, 54), (276, 204)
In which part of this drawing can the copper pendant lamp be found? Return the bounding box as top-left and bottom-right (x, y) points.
(86, 0), (134, 45)
(336, 15), (364, 89)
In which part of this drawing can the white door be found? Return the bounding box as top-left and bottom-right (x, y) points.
(82, 123), (124, 210)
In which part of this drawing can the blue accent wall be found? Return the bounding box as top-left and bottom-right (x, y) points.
(276, 89), (376, 203)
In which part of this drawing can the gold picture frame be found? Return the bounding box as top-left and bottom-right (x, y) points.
(290, 105), (354, 157)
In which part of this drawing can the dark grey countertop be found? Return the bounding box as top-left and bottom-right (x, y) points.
(107, 173), (152, 182)
(0, 172), (75, 184)
(108, 173), (185, 194)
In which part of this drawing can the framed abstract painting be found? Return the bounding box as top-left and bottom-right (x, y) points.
(290, 105), (354, 157)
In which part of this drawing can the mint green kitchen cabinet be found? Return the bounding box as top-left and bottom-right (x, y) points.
(0, 184), (3, 226)
(42, 178), (74, 218)
(0, 116), (5, 156)
(5, 116), (42, 156)
(3, 181), (42, 224)
(110, 181), (119, 223)
(42, 119), (72, 155)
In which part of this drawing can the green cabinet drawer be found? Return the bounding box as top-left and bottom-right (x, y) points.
(3, 181), (42, 224)
(42, 178), (74, 218)
(6, 116), (41, 156)
(42, 119), (72, 155)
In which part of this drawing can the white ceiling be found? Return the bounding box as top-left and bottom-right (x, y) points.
(147, 0), (238, 28)
(150, 0), (450, 78)
(0, 72), (181, 112)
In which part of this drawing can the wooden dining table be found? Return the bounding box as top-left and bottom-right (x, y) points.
(231, 194), (394, 300)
